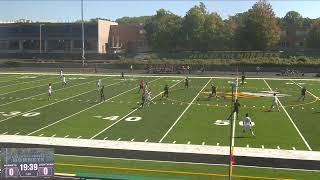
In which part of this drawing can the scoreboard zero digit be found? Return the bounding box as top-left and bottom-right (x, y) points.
(1, 148), (54, 178)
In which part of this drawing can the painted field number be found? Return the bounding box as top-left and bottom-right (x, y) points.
(103, 116), (119, 121)
(99, 115), (142, 122)
(214, 120), (255, 127)
(0, 111), (40, 117)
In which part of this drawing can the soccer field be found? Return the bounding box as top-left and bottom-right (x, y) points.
(0, 72), (319, 151)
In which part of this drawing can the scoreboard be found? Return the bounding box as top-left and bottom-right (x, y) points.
(1, 148), (54, 178)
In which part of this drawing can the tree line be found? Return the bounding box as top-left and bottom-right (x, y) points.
(117, 0), (319, 51)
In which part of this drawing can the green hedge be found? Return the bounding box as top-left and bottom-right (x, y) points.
(114, 56), (320, 66)
(153, 51), (280, 59)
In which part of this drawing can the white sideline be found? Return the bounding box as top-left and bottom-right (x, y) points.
(0, 76), (115, 123)
(263, 79), (312, 151)
(90, 79), (183, 139)
(0, 135), (319, 161)
(0, 76), (107, 107)
(159, 78), (212, 142)
(27, 77), (161, 136)
(1, 72), (320, 81)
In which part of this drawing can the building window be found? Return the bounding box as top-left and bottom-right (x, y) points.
(8, 40), (19, 50)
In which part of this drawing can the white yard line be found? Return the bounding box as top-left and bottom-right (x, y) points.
(232, 77), (239, 147)
(0, 79), (61, 96)
(263, 79), (312, 151)
(291, 80), (320, 100)
(0, 76), (108, 107)
(26, 78), (161, 136)
(90, 79), (183, 139)
(0, 77), (118, 124)
(158, 78), (212, 143)
(0, 76), (56, 89)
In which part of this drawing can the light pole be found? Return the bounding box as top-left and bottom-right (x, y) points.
(81, 0), (85, 67)
(39, 24), (44, 54)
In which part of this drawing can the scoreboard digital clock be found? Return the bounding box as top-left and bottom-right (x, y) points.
(1, 148), (54, 178)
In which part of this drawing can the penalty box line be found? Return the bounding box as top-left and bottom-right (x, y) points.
(90, 79), (183, 139)
(159, 78), (212, 143)
(263, 79), (312, 151)
(0, 76), (114, 124)
(27, 77), (162, 136)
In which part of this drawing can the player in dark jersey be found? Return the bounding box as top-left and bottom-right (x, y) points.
(298, 87), (307, 101)
(185, 77), (189, 88)
(161, 84), (169, 99)
(228, 99), (240, 120)
(209, 84), (217, 99)
(121, 72), (125, 80)
(100, 85), (105, 102)
(241, 73), (246, 85)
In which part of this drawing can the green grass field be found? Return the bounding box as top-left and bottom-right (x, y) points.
(0, 73), (319, 179)
(54, 154), (320, 180)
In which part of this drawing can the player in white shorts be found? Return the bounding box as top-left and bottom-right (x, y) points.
(269, 93), (280, 112)
(48, 83), (52, 100)
(62, 76), (67, 87)
(60, 70), (63, 78)
(97, 79), (102, 90)
(242, 113), (255, 136)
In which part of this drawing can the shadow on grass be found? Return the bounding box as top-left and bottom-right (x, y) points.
(234, 136), (250, 139)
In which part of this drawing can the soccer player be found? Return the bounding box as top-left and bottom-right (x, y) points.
(130, 65), (133, 73)
(121, 72), (125, 80)
(141, 90), (147, 108)
(138, 80), (144, 93)
(60, 70), (63, 78)
(100, 85), (105, 102)
(145, 89), (153, 106)
(209, 84), (217, 99)
(227, 99), (240, 120)
(96, 79), (102, 90)
(241, 73), (246, 85)
(269, 93), (280, 112)
(62, 75), (67, 87)
(48, 83), (52, 100)
(161, 84), (169, 99)
(242, 113), (255, 136)
(298, 87), (307, 101)
(185, 77), (189, 88)
(144, 82), (149, 93)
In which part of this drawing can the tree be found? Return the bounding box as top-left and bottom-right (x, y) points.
(234, 0), (280, 50)
(144, 9), (182, 52)
(116, 16), (151, 25)
(283, 11), (303, 27)
(302, 18), (314, 27)
(226, 12), (248, 49)
(306, 19), (320, 49)
(203, 12), (230, 50)
(181, 3), (207, 51)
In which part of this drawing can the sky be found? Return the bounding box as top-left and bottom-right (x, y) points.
(1, 0), (319, 22)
